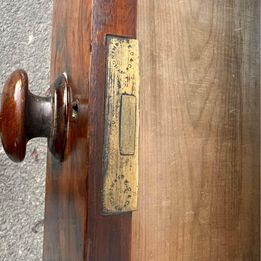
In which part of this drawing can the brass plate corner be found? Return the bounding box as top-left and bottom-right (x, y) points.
(102, 36), (140, 215)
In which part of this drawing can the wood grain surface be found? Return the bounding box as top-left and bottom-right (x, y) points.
(43, 1), (137, 260)
(132, 1), (260, 261)
(43, 0), (259, 260)
(87, 1), (137, 260)
(43, 1), (92, 260)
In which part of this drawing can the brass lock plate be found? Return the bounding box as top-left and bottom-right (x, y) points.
(102, 36), (139, 215)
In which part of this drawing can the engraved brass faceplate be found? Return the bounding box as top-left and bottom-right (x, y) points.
(102, 36), (139, 215)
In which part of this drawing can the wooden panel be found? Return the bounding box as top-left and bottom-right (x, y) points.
(43, 0), (137, 261)
(132, 1), (260, 261)
(43, 1), (92, 260)
(88, 1), (137, 260)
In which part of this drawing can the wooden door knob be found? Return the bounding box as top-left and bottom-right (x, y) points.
(0, 69), (70, 162)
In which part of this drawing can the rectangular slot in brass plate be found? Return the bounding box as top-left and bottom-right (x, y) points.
(102, 36), (139, 215)
(120, 95), (136, 156)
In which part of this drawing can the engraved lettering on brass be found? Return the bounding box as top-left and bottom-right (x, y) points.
(102, 36), (139, 215)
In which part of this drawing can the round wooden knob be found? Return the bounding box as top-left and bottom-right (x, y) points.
(0, 69), (70, 162)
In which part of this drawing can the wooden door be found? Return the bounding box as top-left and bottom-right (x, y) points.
(43, 0), (260, 260)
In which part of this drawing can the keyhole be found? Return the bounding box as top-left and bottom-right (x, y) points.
(72, 100), (79, 119)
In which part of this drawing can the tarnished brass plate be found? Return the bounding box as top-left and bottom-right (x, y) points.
(102, 36), (139, 215)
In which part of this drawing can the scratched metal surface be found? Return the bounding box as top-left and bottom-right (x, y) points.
(0, 1), (52, 260)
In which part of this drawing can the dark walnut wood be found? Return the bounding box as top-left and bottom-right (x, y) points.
(43, 0), (137, 261)
(88, 1), (137, 259)
(0, 69), (69, 162)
